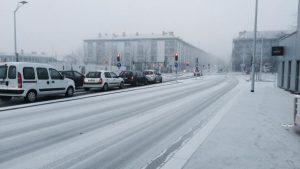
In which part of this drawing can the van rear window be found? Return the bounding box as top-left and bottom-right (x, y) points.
(0, 65), (7, 79)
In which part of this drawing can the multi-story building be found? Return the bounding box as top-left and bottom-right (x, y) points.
(231, 31), (288, 72)
(83, 32), (217, 72)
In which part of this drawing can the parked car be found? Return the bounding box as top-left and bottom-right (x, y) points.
(143, 70), (162, 83)
(119, 70), (148, 86)
(194, 67), (202, 76)
(60, 70), (85, 88)
(0, 62), (75, 102)
(83, 70), (124, 91)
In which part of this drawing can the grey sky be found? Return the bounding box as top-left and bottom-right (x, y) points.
(0, 0), (298, 61)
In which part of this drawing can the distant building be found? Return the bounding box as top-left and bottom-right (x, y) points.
(0, 53), (58, 63)
(231, 31), (288, 72)
(83, 32), (218, 72)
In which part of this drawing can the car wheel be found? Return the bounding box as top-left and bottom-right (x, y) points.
(0, 96), (12, 101)
(25, 90), (37, 103)
(65, 87), (74, 97)
(103, 83), (109, 91)
(119, 82), (125, 89)
(84, 88), (90, 91)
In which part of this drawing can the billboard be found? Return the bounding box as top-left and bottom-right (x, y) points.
(272, 46), (284, 56)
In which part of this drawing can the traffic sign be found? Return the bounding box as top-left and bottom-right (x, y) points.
(117, 63), (121, 68)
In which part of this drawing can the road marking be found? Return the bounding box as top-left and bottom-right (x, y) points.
(159, 81), (244, 169)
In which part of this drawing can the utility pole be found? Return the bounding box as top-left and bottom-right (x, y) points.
(14, 1), (28, 62)
(251, 0), (258, 92)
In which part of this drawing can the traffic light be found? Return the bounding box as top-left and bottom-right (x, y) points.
(117, 53), (120, 62)
(175, 52), (179, 61)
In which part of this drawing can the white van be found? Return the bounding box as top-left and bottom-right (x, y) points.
(0, 62), (75, 102)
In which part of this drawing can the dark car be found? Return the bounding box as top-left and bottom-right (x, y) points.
(60, 70), (85, 88)
(119, 70), (148, 86)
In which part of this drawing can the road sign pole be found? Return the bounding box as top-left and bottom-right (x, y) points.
(176, 66), (178, 83)
(175, 62), (178, 83)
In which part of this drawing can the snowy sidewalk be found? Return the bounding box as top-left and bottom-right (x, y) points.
(184, 76), (300, 169)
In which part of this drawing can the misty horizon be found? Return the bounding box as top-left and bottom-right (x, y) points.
(0, 0), (298, 61)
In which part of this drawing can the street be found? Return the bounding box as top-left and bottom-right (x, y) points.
(0, 75), (238, 169)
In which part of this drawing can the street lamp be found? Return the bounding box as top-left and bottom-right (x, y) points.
(251, 0), (258, 92)
(14, 1), (28, 62)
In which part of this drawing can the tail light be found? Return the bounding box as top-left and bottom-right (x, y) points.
(17, 72), (22, 88)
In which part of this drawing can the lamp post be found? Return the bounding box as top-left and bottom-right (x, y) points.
(251, 0), (258, 92)
(14, 1), (28, 62)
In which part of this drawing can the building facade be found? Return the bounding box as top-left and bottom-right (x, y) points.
(232, 31), (288, 72)
(277, 1), (300, 92)
(83, 33), (216, 72)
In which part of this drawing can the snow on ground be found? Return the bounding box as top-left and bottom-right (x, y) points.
(0, 75), (230, 169)
(182, 75), (300, 169)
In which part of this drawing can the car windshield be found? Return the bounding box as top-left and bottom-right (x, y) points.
(86, 72), (101, 78)
(0, 65), (8, 79)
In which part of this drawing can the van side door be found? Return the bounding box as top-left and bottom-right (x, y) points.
(49, 68), (66, 94)
(36, 67), (51, 95)
(22, 67), (37, 92)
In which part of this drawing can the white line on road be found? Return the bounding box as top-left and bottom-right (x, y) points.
(159, 80), (245, 169)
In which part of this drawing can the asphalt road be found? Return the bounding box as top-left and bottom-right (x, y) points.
(0, 75), (238, 169)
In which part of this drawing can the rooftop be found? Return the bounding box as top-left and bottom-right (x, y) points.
(234, 30), (291, 40)
(85, 32), (177, 41)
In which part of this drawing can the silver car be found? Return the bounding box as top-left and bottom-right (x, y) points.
(144, 70), (162, 83)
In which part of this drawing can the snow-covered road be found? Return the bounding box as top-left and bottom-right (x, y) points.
(0, 75), (238, 169)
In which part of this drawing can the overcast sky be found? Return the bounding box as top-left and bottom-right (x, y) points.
(0, 0), (298, 61)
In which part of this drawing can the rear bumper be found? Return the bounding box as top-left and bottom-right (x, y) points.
(0, 89), (25, 96)
(146, 77), (156, 82)
(83, 83), (103, 88)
